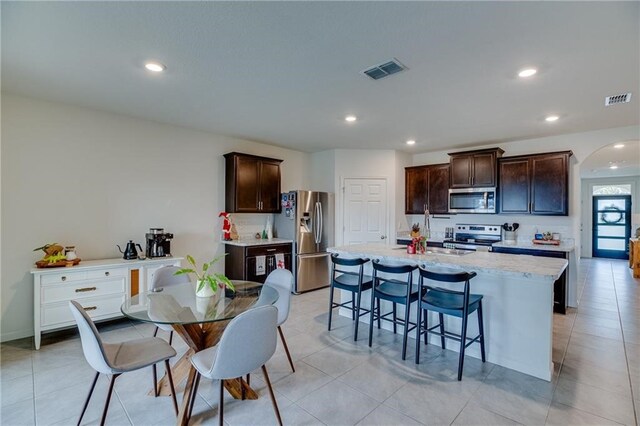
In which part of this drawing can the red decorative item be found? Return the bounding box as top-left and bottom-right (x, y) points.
(406, 243), (416, 254)
(219, 212), (232, 241)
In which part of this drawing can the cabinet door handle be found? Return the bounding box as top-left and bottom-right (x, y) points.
(75, 287), (97, 293)
(104, 271), (110, 276)
(266, 249), (276, 252)
(83, 306), (97, 312)
(61, 276), (67, 282)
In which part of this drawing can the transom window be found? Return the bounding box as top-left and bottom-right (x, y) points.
(592, 184), (632, 195)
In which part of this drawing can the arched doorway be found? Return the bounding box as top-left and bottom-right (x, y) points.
(581, 140), (640, 259)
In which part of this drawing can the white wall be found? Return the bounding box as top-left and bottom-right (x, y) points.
(0, 94), (311, 341)
(411, 125), (640, 254)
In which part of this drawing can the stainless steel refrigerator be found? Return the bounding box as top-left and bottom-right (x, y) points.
(274, 190), (334, 293)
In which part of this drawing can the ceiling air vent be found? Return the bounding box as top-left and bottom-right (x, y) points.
(605, 92), (632, 106)
(362, 58), (407, 80)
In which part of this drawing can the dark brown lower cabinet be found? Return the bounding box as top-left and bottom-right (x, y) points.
(492, 246), (567, 314)
(225, 243), (292, 284)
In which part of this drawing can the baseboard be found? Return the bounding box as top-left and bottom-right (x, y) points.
(0, 328), (33, 343)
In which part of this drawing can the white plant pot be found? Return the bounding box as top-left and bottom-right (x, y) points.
(195, 280), (217, 298)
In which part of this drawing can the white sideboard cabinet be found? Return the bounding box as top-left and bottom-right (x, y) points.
(31, 257), (182, 349)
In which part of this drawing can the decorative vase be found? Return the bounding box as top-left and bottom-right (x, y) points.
(195, 280), (217, 298)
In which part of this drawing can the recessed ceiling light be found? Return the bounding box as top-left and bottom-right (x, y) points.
(614, 143), (625, 149)
(518, 68), (537, 78)
(406, 140), (416, 145)
(345, 115), (357, 122)
(545, 115), (559, 122)
(144, 62), (166, 72)
(610, 165), (619, 170)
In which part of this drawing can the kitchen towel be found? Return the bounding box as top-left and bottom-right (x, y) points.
(255, 255), (266, 276)
(275, 253), (285, 269)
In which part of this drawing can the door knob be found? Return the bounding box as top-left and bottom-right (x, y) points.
(381, 235), (387, 240)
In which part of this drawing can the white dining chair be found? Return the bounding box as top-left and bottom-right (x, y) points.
(264, 268), (295, 372)
(149, 265), (190, 395)
(68, 300), (178, 426)
(188, 305), (282, 426)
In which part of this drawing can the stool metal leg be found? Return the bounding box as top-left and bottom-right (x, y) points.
(100, 374), (119, 426)
(354, 288), (362, 341)
(415, 305), (422, 363)
(376, 298), (381, 329)
(423, 309), (429, 345)
(77, 372), (100, 426)
(368, 291), (376, 347)
(351, 296), (356, 320)
(392, 303), (397, 334)
(401, 302), (411, 360)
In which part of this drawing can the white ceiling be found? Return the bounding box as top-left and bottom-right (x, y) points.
(581, 140), (640, 179)
(2, 2), (639, 153)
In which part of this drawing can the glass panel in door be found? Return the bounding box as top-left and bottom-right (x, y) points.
(592, 195), (631, 259)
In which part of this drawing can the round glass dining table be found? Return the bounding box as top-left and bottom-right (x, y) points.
(121, 281), (279, 426)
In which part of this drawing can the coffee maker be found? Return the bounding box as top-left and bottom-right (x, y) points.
(145, 228), (173, 258)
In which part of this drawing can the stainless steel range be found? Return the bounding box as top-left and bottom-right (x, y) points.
(443, 224), (502, 251)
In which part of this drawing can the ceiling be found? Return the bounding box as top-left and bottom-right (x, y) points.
(2, 2), (639, 153)
(581, 140), (640, 179)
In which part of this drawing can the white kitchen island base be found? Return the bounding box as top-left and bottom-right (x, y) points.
(329, 244), (567, 381)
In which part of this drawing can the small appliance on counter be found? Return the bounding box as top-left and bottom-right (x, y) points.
(502, 223), (519, 244)
(117, 240), (143, 260)
(145, 228), (173, 257)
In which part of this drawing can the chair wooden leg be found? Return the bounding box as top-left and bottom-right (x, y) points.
(261, 366), (283, 426)
(392, 303), (397, 334)
(187, 372), (201, 422)
(153, 326), (159, 337)
(415, 304), (422, 364)
(438, 313), (446, 349)
(152, 364), (158, 397)
(278, 326), (295, 372)
(100, 374), (119, 426)
(401, 302), (410, 360)
(218, 379), (224, 426)
(165, 360), (178, 415)
(77, 372), (99, 426)
(169, 330), (174, 346)
(328, 285), (334, 331)
(477, 302), (486, 362)
(458, 314), (469, 381)
(246, 373), (250, 385)
(354, 289), (362, 341)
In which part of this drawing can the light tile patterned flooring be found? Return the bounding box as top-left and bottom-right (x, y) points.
(1, 258), (639, 425)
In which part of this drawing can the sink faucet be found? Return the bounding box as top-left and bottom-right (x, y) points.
(424, 206), (431, 239)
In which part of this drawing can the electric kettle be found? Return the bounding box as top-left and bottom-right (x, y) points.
(117, 241), (143, 260)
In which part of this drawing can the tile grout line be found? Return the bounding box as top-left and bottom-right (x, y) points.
(611, 261), (639, 426)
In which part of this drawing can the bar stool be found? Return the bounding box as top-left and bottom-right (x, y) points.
(367, 260), (419, 359)
(329, 254), (373, 341)
(415, 266), (485, 381)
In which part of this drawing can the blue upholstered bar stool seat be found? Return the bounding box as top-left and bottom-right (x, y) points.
(329, 254), (373, 341)
(367, 260), (419, 360)
(415, 266), (486, 381)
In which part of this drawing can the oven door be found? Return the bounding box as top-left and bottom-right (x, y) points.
(448, 188), (496, 213)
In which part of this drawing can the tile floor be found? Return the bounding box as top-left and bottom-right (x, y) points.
(1, 257), (638, 425)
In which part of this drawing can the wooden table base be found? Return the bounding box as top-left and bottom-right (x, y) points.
(153, 320), (259, 425)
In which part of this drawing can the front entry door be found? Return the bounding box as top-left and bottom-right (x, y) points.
(592, 195), (632, 259)
(342, 178), (388, 245)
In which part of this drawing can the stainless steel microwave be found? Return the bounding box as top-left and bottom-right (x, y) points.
(448, 187), (496, 214)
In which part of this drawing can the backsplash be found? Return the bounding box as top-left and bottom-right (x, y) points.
(401, 214), (575, 244)
(220, 213), (274, 241)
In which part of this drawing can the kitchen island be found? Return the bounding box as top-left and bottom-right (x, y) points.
(328, 244), (568, 381)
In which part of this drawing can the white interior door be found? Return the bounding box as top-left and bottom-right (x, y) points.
(342, 178), (388, 245)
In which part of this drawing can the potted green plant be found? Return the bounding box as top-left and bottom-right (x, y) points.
(175, 254), (235, 298)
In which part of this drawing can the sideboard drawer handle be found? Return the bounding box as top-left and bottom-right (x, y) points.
(83, 306), (97, 312)
(75, 287), (97, 293)
(266, 249), (276, 252)
(104, 271), (110, 276)
(61, 276), (67, 282)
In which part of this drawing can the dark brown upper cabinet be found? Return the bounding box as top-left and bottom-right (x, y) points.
(499, 151), (572, 216)
(405, 163), (450, 214)
(224, 152), (283, 213)
(449, 148), (504, 188)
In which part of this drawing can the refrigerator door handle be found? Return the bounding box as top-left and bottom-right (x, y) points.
(314, 202), (320, 244)
(317, 202), (323, 245)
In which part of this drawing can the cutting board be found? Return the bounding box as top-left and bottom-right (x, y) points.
(532, 239), (560, 245)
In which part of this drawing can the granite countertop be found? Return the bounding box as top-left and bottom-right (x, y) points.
(221, 238), (293, 247)
(492, 240), (575, 252)
(328, 243), (567, 281)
